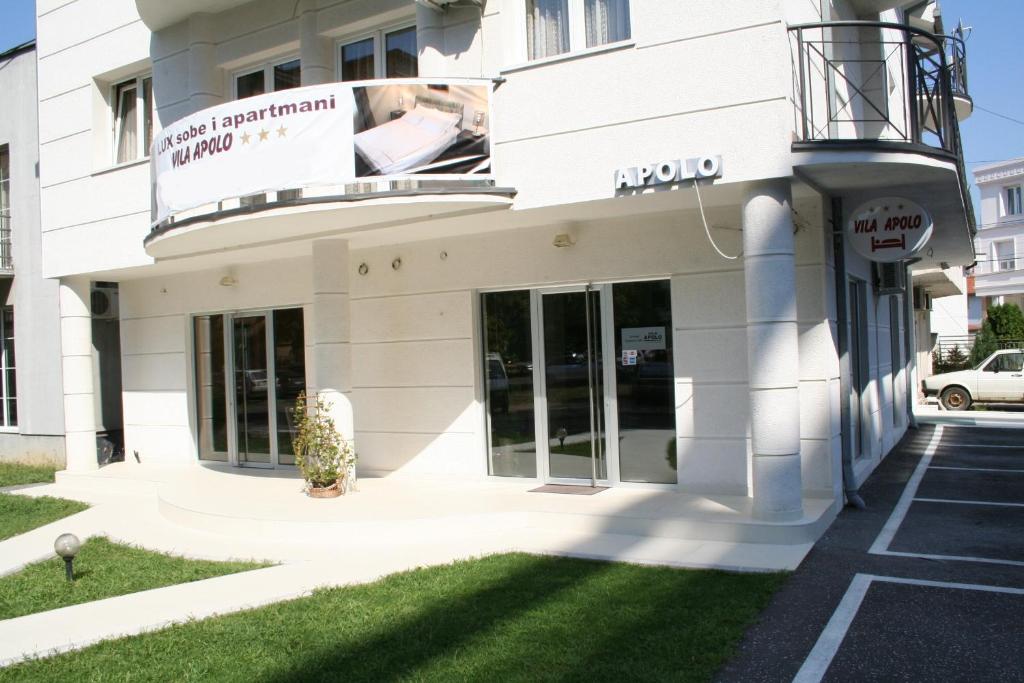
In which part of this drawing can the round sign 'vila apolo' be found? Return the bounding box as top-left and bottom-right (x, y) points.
(847, 197), (934, 263)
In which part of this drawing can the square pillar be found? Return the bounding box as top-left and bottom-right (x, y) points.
(743, 180), (803, 521)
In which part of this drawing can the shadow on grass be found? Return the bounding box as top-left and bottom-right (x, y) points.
(259, 554), (781, 683)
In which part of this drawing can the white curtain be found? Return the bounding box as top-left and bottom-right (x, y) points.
(585, 0), (631, 48)
(115, 85), (138, 164)
(526, 0), (570, 60)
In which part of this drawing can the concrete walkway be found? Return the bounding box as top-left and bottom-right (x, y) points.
(0, 467), (819, 666)
(718, 423), (1024, 682)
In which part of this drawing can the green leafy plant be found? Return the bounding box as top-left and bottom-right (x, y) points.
(934, 345), (971, 374)
(292, 392), (355, 492)
(970, 321), (1000, 366)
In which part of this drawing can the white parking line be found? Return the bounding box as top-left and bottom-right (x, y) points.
(869, 426), (943, 555)
(880, 550), (1024, 568)
(913, 498), (1024, 508)
(931, 443), (1023, 450)
(928, 466), (1024, 473)
(793, 574), (1024, 683)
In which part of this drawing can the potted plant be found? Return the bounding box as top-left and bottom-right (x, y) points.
(292, 392), (356, 498)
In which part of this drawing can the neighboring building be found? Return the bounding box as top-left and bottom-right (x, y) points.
(972, 157), (1024, 322)
(34, 0), (974, 542)
(0, 40), (66, 465)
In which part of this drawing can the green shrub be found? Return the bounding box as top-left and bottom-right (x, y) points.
(970, 321), (999, 366)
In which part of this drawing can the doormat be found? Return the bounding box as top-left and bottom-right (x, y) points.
(528, 484), (609, 495)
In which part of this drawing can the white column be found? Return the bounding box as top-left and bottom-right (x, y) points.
(187, 14), (222, 113)
(311, 240), (354, 449)
(59, 278), (97, 471)
(743, 180), (803, 521)
(299, 0), (332, 86)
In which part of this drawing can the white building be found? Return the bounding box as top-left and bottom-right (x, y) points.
(33, 0), (975, 543)
(0, 40), (67, 464)
(972, 157), (1024, 325)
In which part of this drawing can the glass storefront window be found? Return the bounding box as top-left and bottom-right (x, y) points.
(482, 291), (537, 477)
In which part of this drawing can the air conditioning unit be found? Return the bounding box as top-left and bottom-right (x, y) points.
(874, 262), (906, 295)
(91, 286), (119, 320)
(912, 286), (932, 312)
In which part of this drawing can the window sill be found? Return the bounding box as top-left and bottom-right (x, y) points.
(0, 427), (18, 434)
(92, 157), (150, 178)
(500, 40), (635, 75)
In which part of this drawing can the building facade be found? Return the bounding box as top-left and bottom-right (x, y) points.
(34, 0), (975, 537)
(972, 158), (1024, 323)
(0, 40), (66, 465)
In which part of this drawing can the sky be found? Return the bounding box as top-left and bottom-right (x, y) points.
(0, 0), (1021, 194)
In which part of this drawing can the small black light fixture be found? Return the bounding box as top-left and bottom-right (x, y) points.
(54, 533), (81, 582)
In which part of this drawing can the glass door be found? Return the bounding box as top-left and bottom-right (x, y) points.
(541, 287), (607, 484)
(232, 314), (273, 466)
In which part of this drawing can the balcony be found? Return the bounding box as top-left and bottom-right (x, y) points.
(145, 79), (515, 259)
(0, 211), (12, 275)
(788, 20), (976, 266)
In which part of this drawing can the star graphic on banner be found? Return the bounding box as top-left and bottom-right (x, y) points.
(276, 125), (288, 138)
(240, 131), (252, 145)
(258, 128), (269, 141)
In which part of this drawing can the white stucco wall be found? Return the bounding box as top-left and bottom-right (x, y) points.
(0, 43), (67, 456)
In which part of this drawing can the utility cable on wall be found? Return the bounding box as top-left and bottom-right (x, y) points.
(692, 178), (742, 261)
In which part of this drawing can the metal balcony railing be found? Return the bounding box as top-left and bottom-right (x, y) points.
(789, 20), (975, 232)
(0, 212), (12, 272)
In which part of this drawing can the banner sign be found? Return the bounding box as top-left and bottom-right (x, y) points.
(153, 79), (492, 223)
(847, 197), (934, 263)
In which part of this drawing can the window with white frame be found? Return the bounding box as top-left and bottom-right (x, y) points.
(525, 0), (631, 61)
(0, 306), (15, 428)
(0, 146), (10, 271)
(338, 25), (417, 81)
(1007, 185), (1023, 217)
(994, 239), (1016, 272)
(113, 75), (153, 164)
(234, 58), (301, 100)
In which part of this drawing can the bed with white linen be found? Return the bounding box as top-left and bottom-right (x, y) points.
(354, 99), (463, 176)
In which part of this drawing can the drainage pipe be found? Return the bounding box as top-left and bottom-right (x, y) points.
(831, 197), (867, 510)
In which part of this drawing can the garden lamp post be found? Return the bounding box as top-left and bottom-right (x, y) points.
(54, 533), (81, 582)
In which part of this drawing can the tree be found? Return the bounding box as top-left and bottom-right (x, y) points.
(970, 321), (999, 366)
(985, 303), (1024, 342)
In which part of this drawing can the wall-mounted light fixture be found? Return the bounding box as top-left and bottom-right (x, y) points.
(358, 262), (369, 276)
(219, 275), (238, 287)
(392, 257), (402, 271)
(553, 234), (576, 248)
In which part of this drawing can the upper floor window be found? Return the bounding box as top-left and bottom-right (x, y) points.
(1006, 185), (1023, 217)
(235, 58), (301, 99)
(0, 146), (10, 271)
(994, 239), (1016, 272)
(339, 25), (418, 81)
(526, 0), (630, 61)
(113, 75), (153, 164)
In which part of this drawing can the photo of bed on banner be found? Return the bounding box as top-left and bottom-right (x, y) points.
(151, 79), (492, 224)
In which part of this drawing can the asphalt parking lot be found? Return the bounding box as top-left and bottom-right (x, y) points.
(717, 423), (1024, 683)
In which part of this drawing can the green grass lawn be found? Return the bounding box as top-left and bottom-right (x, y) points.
(0, 553), (785, 682)
(0, 494), (89, 542)
(0, 462), (58, 487)
(0, 537), (269, 621)
(0, 462), (89, 541)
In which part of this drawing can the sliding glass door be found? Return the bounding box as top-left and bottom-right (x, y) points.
(194, 309), (306, 468)
(482, 280), (677, 487)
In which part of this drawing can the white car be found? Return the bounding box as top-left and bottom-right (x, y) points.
(923, 349), (1024, 410)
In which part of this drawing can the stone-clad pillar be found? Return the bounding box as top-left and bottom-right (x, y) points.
(59, 278), (98, 471)
(311, 240), (354, 452)
(742, 180), (803, 521)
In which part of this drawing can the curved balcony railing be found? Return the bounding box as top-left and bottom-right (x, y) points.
(788, 21), (970, 153)
(789, 20), (975, 231)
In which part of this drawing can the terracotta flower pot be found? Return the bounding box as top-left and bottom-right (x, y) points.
(307, 480), (343, 498)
